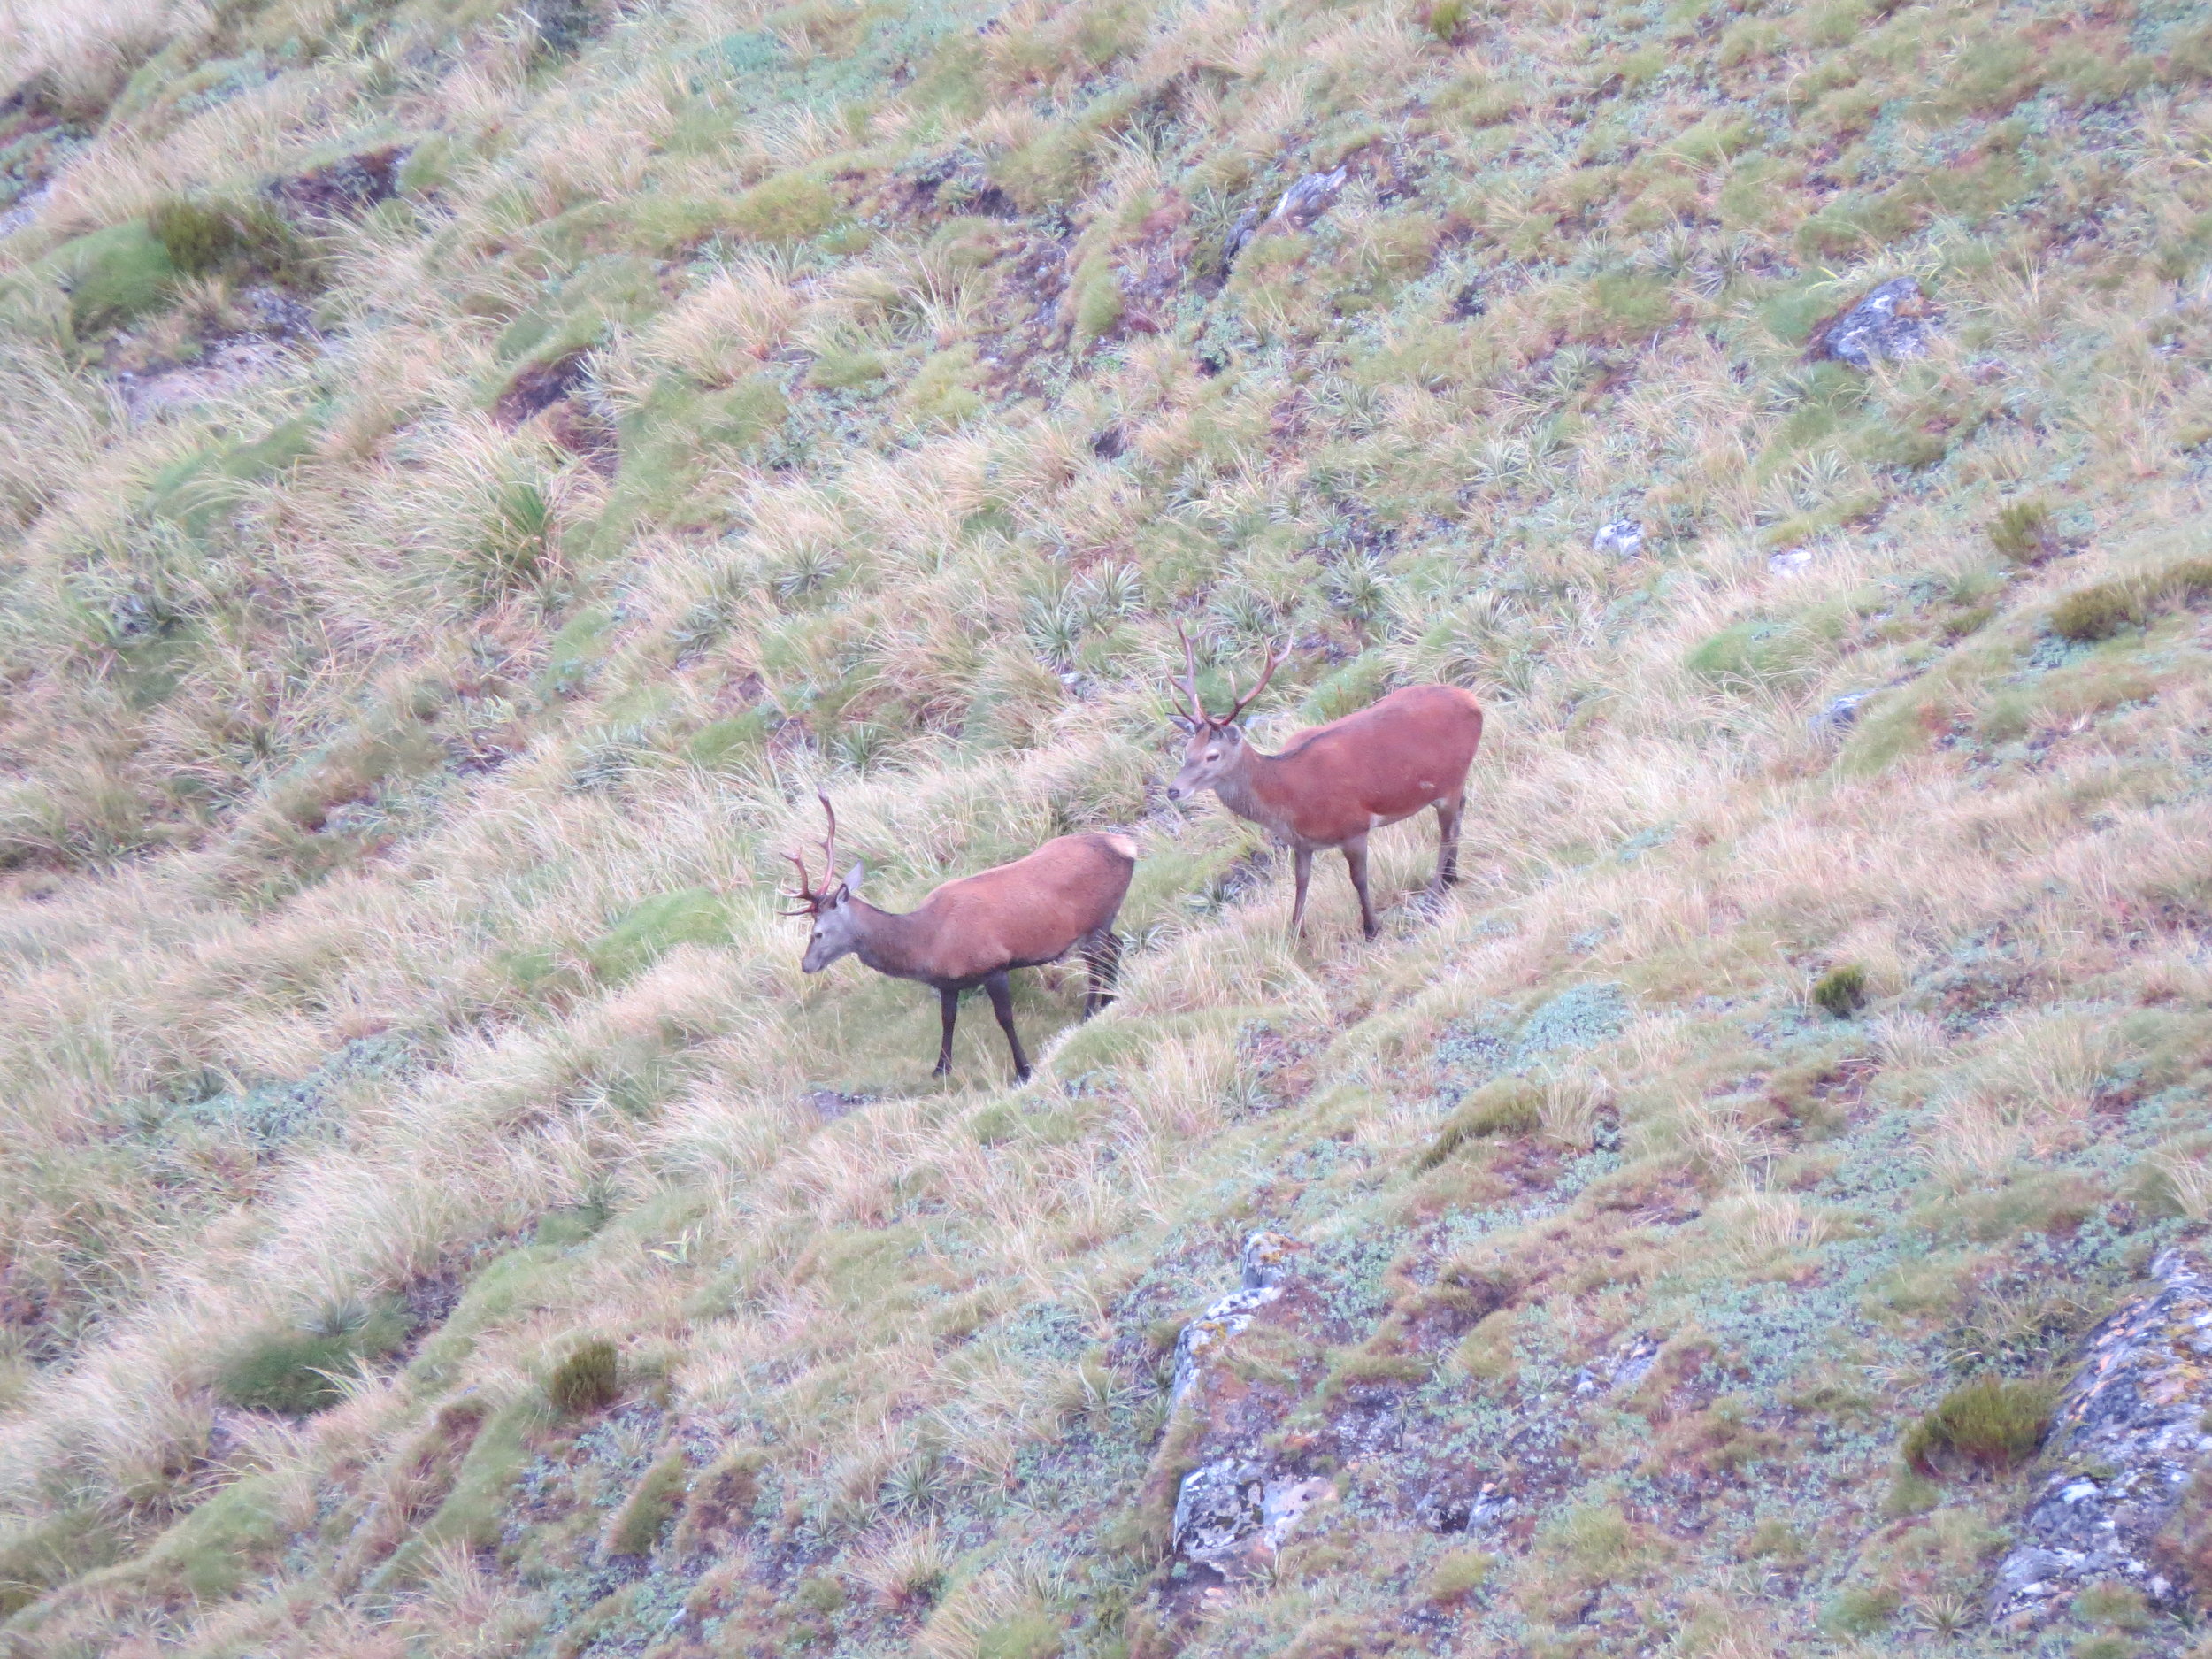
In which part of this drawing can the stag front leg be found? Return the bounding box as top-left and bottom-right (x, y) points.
(984, 970), (1032, 1082)
(1289, 846), (1315, 938)
(934, 987), (959, 1077)
(1435, 790), (1464, 889)
(1343, 833), (1378, 941)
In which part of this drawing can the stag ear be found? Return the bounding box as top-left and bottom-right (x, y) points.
(834, 860), (865, 901)
(1168, 713), (1195, 734)
(1217, 722), (1243, 746)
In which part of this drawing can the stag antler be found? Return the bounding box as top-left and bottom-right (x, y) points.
(1172, 622), (1207, 726)
(780, 791), (843, 915)
(780, 849), (818, 916)
(1221, 641), (1290, 725)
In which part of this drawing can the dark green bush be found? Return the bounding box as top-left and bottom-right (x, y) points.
(1418, 1077), (1545, 1168)
(1901, 1374), (2059, 1475)
(215, 1298), (410, 1416)
(149, 198), (244, 277)
(147, 196), (319, 289)
(1811, 964), (1869, 1018)
(1988, 497), (2056, 563)
(547, 1338), (620, 1413)
(2050, 581), (2145, 642)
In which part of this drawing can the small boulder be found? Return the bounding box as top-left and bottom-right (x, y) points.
(1223, 167), (1350, 272)
(1768, 547), (1813, 575)
(1170, 1232), (1302, 1401)
(1812, 276), (1936, 371)
(1811, 690), (1872, 736)
(1988, 1251), (2212, 1629)
(1592, 519), (1644, 558)
(1172, 1459), (1333, 1569)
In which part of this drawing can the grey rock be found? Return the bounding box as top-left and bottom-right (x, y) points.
(1812, 690), (1872, 735)
(1267, 166), (1348, 232)
(1988, 1250), (2212, 1629)
(1592, 519), (1644, 557)
(1416, 1480), (1517, 1534)
(1572, 1332), (1661, 1396)
(1768, 547), (1813, 574)
(1172, 1459), (1333, 1567)
(1223, 168), (1349, 273)
(1169, 1233), (1300, 1401)
(1817, 276), (1936, 371)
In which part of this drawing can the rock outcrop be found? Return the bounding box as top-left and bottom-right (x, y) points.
(1812, 276), (1936, 370)
(1989, 1251), (2212, 1629)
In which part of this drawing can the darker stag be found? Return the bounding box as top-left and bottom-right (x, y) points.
(1163, 632), (1485, 941)
(784, 794), (1137, 1082)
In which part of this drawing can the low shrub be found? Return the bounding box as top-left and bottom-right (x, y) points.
(1811, 963), (1869, 1018)
(1418, 1077), (1545, 1167)
(215, 1298), (411, 1416)
(1988, 497), (2057, 563)
(547, 1338), (620, 1414)
(2050, 581), (2145, 642)
(1901, 1374), (2059, 1476)
(605, 1454), (689, 1555)
(1426, 1545), (1495, 1601)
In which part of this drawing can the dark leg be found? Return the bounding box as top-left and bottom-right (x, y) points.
(1435, 790), (1464, 889)
(1344, 833), (1378, 941)
(1289, 846), (1314, 937)
(934, 987), (959, 1077)
(1081, 929), (1122, 1017)
(984, 970), (1031, 1082)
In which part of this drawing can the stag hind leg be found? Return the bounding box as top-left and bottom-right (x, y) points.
(1079, 928), (1122, 1017)
(1434, 789), (1465, 890)
(933, 987), (960, 1077)
(1342, 833), (1379, 941)
(984, 970), (1032, 1082)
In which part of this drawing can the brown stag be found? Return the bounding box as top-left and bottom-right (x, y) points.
(784, 793), (1137, 1082)
(1163, 631), (1484, 941)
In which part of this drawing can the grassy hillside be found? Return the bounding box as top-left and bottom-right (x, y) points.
(2, 0), (2212, 1653)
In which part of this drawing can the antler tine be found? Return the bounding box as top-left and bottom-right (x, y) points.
(1173, 622), (1209, 725)
(816, 789), (840, 884)
(780, 849), (818, 915)
(1224, 641), (1290, 725)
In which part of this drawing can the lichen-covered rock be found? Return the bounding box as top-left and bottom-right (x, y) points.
(1169, 1232), (1303, 1402)
(1171, 1461), (1334, 1568)
(1573, 1332), (1661, 1396)
(1815, 276), (1936, 370)
(1988, 1251), (2212, 1630)
(1592, 519), (1644, 557)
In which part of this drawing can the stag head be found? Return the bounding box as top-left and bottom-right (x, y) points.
(1164, 626), (1288, 803)
(784, 791), (869, 972)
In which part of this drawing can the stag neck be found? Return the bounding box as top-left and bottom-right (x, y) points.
(845, 898), (933, 981)
(1208, 738), (1294, 838)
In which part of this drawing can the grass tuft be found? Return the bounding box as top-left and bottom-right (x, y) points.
(1811, 964), (1870, 1018)
(547, 1340), (621, 1416)
(1901, 1375), (2060, 1477)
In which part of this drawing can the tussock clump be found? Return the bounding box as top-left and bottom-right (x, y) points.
(1901, 1375), (2059, 1477)
(1418, 1077), (1544, 1166)
(2050, 581), (2146, 642)
(604, 1453), (687, 1555)
(547, 1340), (620, 1415)
(215, 1298), (409, 1417)
(1811, 964), (1869, 1018)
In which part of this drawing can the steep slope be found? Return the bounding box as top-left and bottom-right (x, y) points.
(1, 0), (2211, 1655)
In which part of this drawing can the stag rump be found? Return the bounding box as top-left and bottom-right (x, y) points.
(1164, 631), (1486, 940)
(784, 794), (1137, 1082)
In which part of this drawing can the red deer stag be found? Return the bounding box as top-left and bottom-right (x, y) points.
(1163, 631), (1484, 941)
(784, 793), (1137, 1082)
